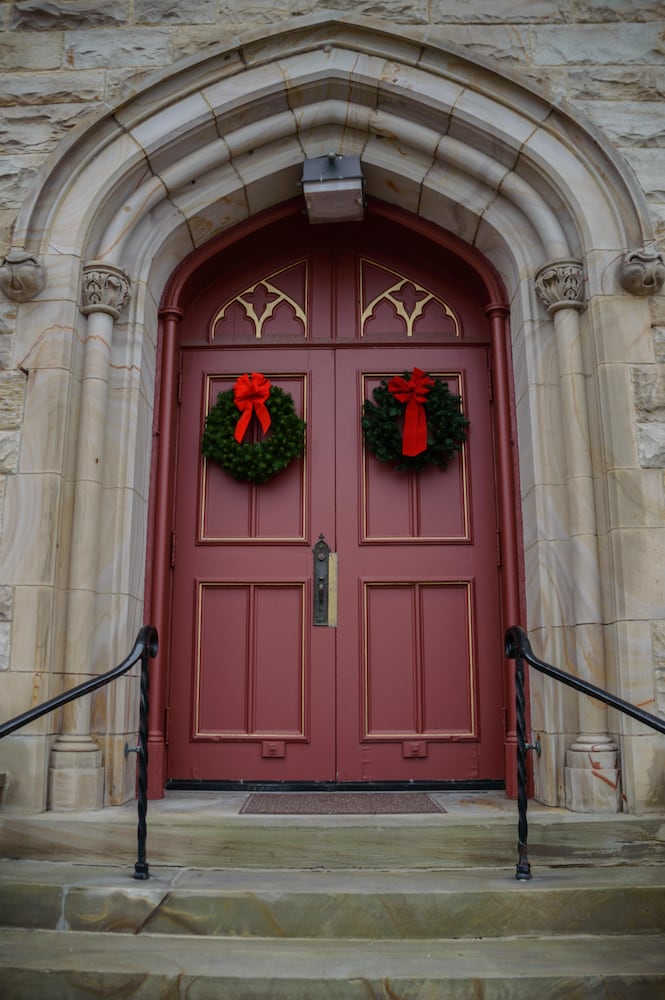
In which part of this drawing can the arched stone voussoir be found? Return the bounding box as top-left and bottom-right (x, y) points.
(8, 16), (655, 301)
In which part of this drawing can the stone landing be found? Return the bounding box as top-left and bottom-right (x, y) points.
(2, 789), (665, 869)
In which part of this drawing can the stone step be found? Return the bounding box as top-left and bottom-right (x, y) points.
(1, 927), (664, 999)
(2, 860), (665, 940)
(3, 801), (665, 869)
(3, 793), (665, 999)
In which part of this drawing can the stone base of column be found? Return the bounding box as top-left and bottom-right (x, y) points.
(47, 735), (105, 811)
(564, 736), (622, 813)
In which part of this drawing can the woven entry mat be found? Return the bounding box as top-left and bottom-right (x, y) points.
(240, 792), (445, 815)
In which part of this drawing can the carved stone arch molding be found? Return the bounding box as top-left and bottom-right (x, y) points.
(2, 15), (660, 812)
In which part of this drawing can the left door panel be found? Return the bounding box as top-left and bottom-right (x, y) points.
(167, 348), (337, 781)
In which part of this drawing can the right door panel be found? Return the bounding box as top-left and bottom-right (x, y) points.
(334, 346), (504, 781)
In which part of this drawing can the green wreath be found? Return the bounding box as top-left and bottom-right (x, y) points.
(201, 384), (306, 484)
(361, 371), (469, 472)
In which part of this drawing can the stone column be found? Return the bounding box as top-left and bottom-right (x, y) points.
(534, 259), (621, 813)
(48, 262), (131, 811)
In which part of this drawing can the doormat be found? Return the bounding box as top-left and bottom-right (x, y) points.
(240, 792), (445, 815)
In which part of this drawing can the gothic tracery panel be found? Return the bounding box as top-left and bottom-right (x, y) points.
(211, 260), (308, 341)
(360, 259), (460, 340)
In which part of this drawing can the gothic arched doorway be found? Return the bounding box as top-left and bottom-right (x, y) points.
(155, 204), (517, 786)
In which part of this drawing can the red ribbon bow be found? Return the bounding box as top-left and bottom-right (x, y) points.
(233, 372), (272, 443)
(387, 368), (434, 456)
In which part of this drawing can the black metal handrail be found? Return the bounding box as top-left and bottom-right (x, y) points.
(0, 625), (158, 879)
(505, 624), (665, 881)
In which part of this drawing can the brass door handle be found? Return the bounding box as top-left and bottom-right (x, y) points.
(312, 534), (337, 627)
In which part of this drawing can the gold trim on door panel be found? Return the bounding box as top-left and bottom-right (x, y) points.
(193, 581), (307, 740)
(360, 372), (470, 544)
(361, 580), (477, 741)
(199, 372), (309, 543)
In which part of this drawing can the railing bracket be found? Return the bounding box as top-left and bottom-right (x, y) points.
(124, 742), (140, 758)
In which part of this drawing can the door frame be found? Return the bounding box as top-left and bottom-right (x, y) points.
(145, 198), (523, 798)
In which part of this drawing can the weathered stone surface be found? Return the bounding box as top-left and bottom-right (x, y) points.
(579, 102), (665, 148)
(104, 67), (161, 103)
(532, 25), (665, 65)
(637, 421), (665, 467)
(0, 585), (12, 621)
(427, 24), (530, 62)
(0, 71), (106, 106)
(430, 1), (566, 23)
(0, 106), (94, 155)
(0, 477), (5, 541)
(134, 0), (216, 24)
(168, 27), (238, 59)
(0, 432), (19, 474)
(623, 148), (665, 200)
(10, 1), (129, 31)
(0, 312), (14, 369)
(654, 328), (665, 364)
(0, 622), (10, 670)
(572, 0), (665, 21)
(632, 366), (665, 419)
(0, 339), (13, 370)
(650, 297), (665, 327)
(0, 32), (62, 71)
(652, 621), (665, 715)
(64, 28), (171, 69)
(292, 0), (427, 23)
(649, 213), (665, 247)
(0, 372), (25, 430)
(0, 155), (42, 211)
(567, 67), (665, 101)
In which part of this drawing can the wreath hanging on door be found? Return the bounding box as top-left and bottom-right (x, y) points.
(361, 368), (468, 473)
(201, 373), (306, 484)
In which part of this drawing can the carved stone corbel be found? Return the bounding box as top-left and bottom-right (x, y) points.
(534, 259), (585, 315)
(618, 245), (665, 296)
(81, 261), (131, 319)
(0, 249), (46, 302)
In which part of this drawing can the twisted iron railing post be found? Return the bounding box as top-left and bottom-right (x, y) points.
(509, 629), (531, 881)
(133, 626), (157, 879)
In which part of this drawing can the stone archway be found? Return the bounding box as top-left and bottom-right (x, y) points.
(1, 16), (659, 812)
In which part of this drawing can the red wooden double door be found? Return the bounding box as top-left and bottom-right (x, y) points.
(167, 214), (505, 784)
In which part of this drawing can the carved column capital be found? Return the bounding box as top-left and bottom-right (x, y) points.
(81, 261), (131, 319)
(0, 249), (46, 302)
(618, 245), (665, 296)
(534, 259), (585, 315)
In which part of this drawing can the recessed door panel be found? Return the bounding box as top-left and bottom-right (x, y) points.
(200, 374), (307, 542)
(195, 582), (306, 737)
(363, 581), (475, 739)
(362, 372), (469, 542)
